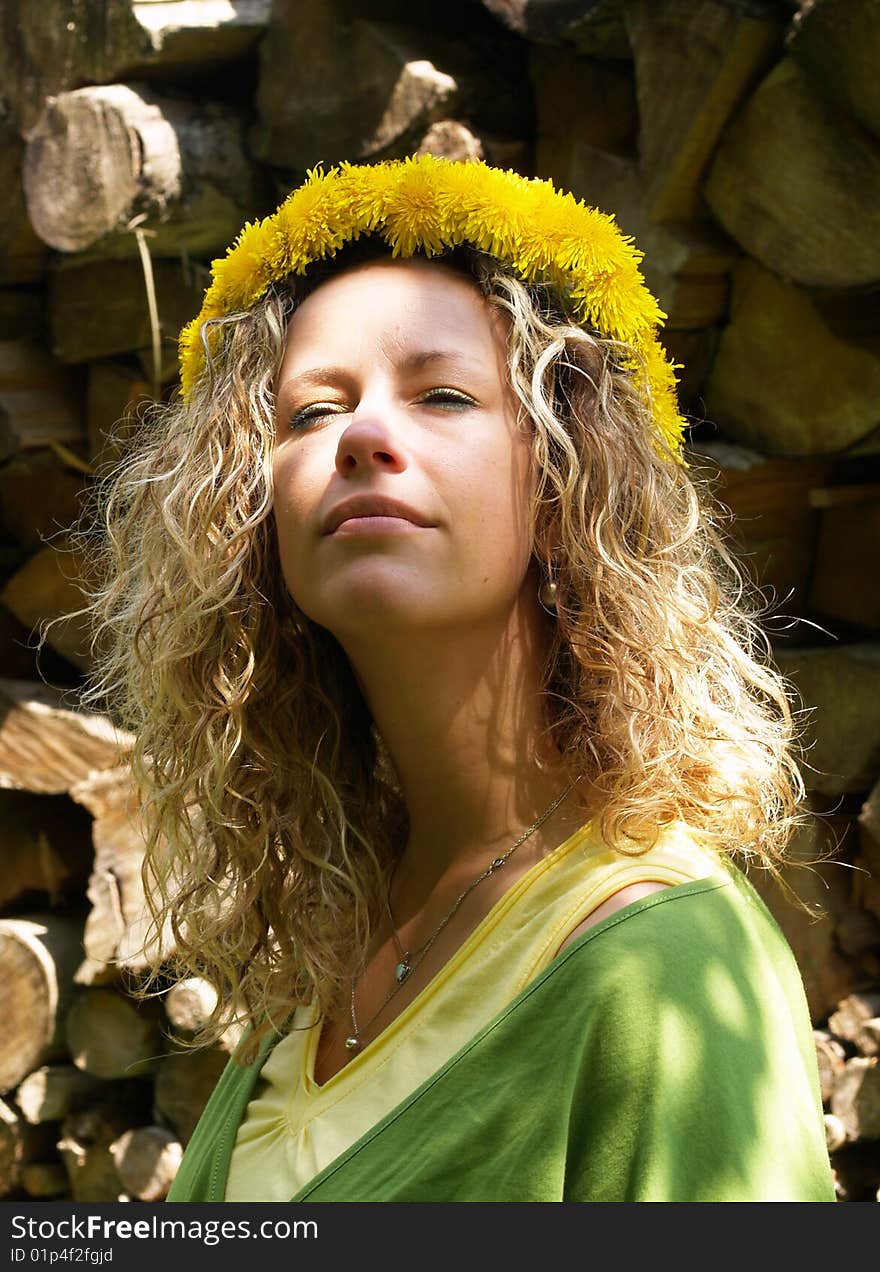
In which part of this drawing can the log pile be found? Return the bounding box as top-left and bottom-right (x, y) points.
(0, 0), (878, 1201)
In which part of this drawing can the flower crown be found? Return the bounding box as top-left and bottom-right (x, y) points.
(179, 153), (687, 466)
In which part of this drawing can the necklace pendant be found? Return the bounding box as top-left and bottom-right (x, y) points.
(344, 1035), (359, 1051)
(394, 960), (411, 983)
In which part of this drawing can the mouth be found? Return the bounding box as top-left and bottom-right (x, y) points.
(329, 515), (429, 537)
(322, 497), (433, 535)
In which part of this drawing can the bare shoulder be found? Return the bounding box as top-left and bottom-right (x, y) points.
(555, 882), (673, 956)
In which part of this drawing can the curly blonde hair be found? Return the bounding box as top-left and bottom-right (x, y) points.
(70, 237), (813, 1061)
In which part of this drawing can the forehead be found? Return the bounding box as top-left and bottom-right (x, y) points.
(282, 257), (506, 362)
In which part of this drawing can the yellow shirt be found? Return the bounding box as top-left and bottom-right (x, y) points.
(225, 818), (725, 1201)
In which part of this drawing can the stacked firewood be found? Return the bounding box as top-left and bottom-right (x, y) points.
(0, 682), (245, 1200)
(0, 0), (878, 1200)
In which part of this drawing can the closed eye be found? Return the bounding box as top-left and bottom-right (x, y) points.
(286, 387), (476, 431)
(419, 388), (475, 409)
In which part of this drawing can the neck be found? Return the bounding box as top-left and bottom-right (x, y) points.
(331, 576), (590, 897)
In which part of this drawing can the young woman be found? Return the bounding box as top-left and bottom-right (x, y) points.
(78, 155), (835, 1201)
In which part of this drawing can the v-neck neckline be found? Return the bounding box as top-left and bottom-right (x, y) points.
(202, 872), (730, 1202)
(302, 816), (598, 1094)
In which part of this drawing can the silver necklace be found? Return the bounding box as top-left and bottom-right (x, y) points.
(344, 779), (578, 1052)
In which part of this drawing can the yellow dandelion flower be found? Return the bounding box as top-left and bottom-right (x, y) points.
(382, 158), (454, 257)
(178, 152), (686, 465)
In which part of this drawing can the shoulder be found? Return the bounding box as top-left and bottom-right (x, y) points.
(555, 880), (673, 956)
(549, 865), (801, 1021)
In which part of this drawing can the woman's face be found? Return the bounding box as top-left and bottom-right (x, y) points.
(272, 257), (537, 641)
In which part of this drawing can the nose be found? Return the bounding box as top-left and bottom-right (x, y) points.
(334, 399), (408, 475)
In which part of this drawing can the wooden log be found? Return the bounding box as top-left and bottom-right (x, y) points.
(0, 539), (97, 673)
(681, 441), (834, 622)
(87, 360), (153, 476)
(829, 1139), (880, 1201)
(65, 988), (163, 1080)
(824, 1112), (847, 1154)
(49, 256), (206, 365)
(19, 1161), (69, 1198)
(831, 1057), (880, 1141)
(0, 914), (84, 1094)
(0, 391), (86, 464)
(704, 57), (880, 288)
(0, 679), (132, 795)
(0, 606), (80, 684)
(534, 141), (736, 329)
(835, 907), (880, 979)
(0, 122), (46, 286)
(828, 993), (880, 1059)
(809, 494), (880, 632)
(253, 8), (527, 168)
(0, 289), (46, 345)
(153, 1047), (230, 1145)
(0, 341), (86, 464)
(70, 765), (177, 981)
(788, 0), (880, 141)
(0, 789), (93, 911)
(747, 799), (860, 1023)
(703, 259), (880, 456)
(0, 339), (77, 396)
(0, 1097), (23, 1196)
(0, 0), (271, 136)
(531, 44), (637, 161)
(814, 1030), (847, 1105)
(773, 645), (880, 798)
(0, 450), (88, 548)
(367, 57), (459, 159)
(624, 0), (781, 223)
(855, 779), (880, 923)
(254, 8), (459, 167)
(414, 120), (485, 164)
(480, 0), (630, 58)
(109, 1125), (182, 1201)
(24, 84), (265, 259)
(163, 977), (244, 1052)
(14, 1065), (104, 1125)
(165, 978), (219, 1035)
(57, 1102), (140, 1203)
(659, 328), (716, 416)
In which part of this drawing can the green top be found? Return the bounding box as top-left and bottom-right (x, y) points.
(167, 865), (836, 1202)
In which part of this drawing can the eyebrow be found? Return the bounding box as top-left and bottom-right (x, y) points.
(284, 349), (483, 389)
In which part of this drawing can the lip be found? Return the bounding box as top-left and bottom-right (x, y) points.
(322, 494), (434, 535)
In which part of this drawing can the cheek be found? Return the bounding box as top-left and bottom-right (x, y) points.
(271, 451), (315, 582)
